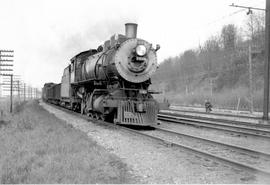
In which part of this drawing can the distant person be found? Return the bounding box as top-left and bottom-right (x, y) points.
(205, 100), (212, 113)
(163, 98), (170, 108)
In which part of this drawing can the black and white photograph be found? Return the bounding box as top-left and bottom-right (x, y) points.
(0, 0), (269, 183)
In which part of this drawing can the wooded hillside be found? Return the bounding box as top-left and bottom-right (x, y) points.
(151, 13), (265, 111)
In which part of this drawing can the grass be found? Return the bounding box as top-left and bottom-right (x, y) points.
(0, 97), (25, 118)
(0, 98), (10, 117)
(0, 100), (137, 183)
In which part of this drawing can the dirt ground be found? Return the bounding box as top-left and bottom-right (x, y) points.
(0, 100), (138, 183)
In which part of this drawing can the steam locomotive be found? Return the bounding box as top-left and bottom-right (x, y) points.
(42, 23), (160, 126)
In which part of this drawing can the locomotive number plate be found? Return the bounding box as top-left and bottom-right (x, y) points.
(124, 111), (136, 119)
(136, 56), (146, 61)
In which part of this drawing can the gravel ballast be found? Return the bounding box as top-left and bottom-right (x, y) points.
(40, 101), (270, 183)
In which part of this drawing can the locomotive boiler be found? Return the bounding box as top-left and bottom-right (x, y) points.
(44, 23), (160, 125)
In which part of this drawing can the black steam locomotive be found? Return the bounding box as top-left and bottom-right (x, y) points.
(42, 23), (160, 126)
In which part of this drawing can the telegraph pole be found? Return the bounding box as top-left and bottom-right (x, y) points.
(0, 50), (13, 98)
(0, 50), (14, 112)
(24, 83), (26, 101)
(264, 0), (270, 120)
(29, 86), (32, 99)
(249, 45), (254, 113)
(17, 80), (20, 103)
(0, 51), (1, 98)
(10, 75), (13, 113)
(2, 76), (22, 113)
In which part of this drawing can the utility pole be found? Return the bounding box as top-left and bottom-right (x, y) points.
(10, 75), (13, 113)
(0, 52), (1, 98)
(0, 50), (14, 112)
(24, 83), (26, 101)
(264, 0), (270, 120)
(28, 86), (29, 99)
(248, 11), (255, 114)
(17, 80), (20, 103)
(30, 86), (32, 99)
(249, 45), (254, 113)
(0, 50), (13, 98)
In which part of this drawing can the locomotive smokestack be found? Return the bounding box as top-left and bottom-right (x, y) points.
(125, 23), (137, 38)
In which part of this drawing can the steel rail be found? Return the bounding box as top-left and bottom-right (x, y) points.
(158, 114), (270, 140)
(154, 127), (270, 159)
(119, 126), (270, 178)
(158, 113), (270, 133)
(169, 107), (259, 120)
(160, 111), (270, 129)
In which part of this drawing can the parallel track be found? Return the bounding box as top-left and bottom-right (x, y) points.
(158, 113), (270, 140)
(43, 101), (270, 179)
(120, 126), (270, 178)
(169, 107), (260, 120)
(154, 127), (270, 159)
(160, 111), (270, 129)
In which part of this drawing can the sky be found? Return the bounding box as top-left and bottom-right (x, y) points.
(0, 0), (266, 90)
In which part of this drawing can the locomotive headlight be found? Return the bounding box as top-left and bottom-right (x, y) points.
(135, 45), (147, 56)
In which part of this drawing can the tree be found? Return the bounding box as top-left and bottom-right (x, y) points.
(221, 24), (238, 52)
(199, 36), (221, 76)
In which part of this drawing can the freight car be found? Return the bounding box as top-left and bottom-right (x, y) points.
(42, 83), (61, 105)
(42, 83), (55, 102)
(43, 23), (160, 126)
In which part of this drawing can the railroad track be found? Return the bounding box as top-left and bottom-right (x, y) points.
(160, 111), (270, 129)
(43, 101), (270, 179)
(158, 113), (270, 140)
(129, 126), (270, 177)
(168, 107), (260, 120)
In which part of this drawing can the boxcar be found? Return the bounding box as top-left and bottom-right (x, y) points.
(42, 83), (55, 102)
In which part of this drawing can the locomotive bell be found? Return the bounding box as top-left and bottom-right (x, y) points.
(125, 23), (137, 38)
